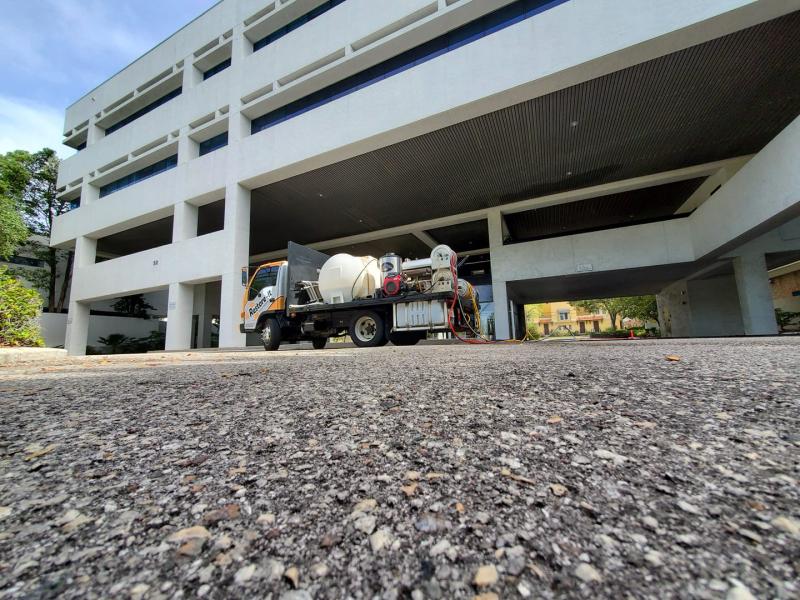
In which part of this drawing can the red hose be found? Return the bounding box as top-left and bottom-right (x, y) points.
(447, 259), (493, 344)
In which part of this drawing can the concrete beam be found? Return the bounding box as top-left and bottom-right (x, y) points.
(691, 115), (800, 260)
(412, 231), (439, 249)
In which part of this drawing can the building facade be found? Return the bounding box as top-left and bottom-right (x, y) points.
(51, 0), (800, 354)
(531, 302), (611, 336)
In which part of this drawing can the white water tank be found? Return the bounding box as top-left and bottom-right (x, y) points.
(318, 254), (380, 304)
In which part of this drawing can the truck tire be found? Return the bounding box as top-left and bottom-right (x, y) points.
(389, 331), (425, 346)
(312, 337), (328, 350)
(349, 310), (388, 348)
(260, 318), (282, 351)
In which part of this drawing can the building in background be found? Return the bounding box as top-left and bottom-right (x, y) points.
(531, 301), (611, 335)
(50, 0), (800, 354)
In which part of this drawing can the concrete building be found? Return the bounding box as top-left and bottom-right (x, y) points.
(51, 0), (800, 354)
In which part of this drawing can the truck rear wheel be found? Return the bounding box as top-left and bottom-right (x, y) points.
(389, 331), (425, 346)
(312, 337), (328, 350)
(260, 318), (282, 351)
(349, 311), (388, 348)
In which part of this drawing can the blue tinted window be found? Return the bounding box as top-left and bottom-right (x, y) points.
(253, 0), (347, 52)
(198, 132), (229, 156)
(251, 0), (564, 134)
(76, 141), (87, 151)
(105, 87), (182, 135)
(203, 58), (231, 80)
(99, 155), (178, 198)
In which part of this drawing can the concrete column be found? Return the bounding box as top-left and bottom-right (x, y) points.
(165, 282), (194, 350)
(182, 58), (202, 90)
(734, 252), (778, 335)
(177, 131), (196, 164)
(487, 209), (511, 340)
(173, 201), (198, 242)
(656, 279), (692, 337)
(86, 116), (103, 146)
(64, 236), (97, 356)
(80, 181), (100, 207)
(192, 283), (207, 349)
(218, 182), (250, 348)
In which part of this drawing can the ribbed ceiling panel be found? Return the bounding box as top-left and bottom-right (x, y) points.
(504, 178), (705, 242)
(250, 12), (800, 255)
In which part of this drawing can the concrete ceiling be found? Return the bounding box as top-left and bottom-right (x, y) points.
(97, 200), (225, 257)
(506, 263), (699, 304)
(249, 11), (800, 255)
(504, 178), (705, 243)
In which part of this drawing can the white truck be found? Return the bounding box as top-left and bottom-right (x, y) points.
(240, 242), (480, 350)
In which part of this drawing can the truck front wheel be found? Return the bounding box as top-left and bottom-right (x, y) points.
(349, 311), (388, 348)
(260, 318), (282, 351)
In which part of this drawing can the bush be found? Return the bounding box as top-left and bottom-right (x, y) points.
(590, 327), (660, 339)
(0, 267), (44, 347)
(96, 330), (166, 354)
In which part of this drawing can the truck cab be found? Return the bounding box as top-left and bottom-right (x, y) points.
(241, 261), (288, 333)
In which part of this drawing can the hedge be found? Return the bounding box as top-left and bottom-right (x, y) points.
(0, 267), (44, 347)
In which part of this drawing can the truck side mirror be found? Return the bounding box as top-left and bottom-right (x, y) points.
(242, 267), (248, 286)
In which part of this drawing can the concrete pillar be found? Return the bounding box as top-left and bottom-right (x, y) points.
(734, 252), (778, 335)
(173, 201), (198, 242)
(165, 282), (194, 350)
(487, 209), (511, 340)
(80, 181), (100, 207)
(192, 283), (207, 349)
(656, 280), (692, 337)
(86, 115), (103, 146)
(64, 236), (97, 355)
(182, 57), (202, 90)
(218, 182), (250, 348)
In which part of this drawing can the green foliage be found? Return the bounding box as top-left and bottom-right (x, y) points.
(591, 327), (660, 338)
(2, 148), (72, 311)
(0, 151), (31, 259)
(96, 330), (166, 354)
(112, 294), (156, 319)
(775, 308), (800, 332)
(0, 267), (44, 347)
(574, 295), (659, 329)
(97, 333), (132, 354)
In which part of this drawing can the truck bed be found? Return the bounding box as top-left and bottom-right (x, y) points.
(287, 291), (454, 315)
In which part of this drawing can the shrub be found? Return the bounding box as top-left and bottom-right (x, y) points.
(0, 266), (44, 347)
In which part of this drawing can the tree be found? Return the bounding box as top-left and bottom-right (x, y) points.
(574, 298), (628, 329)
(14, 149), (73, 313)
(97, 334), (132, 354)
(0, 267), (44, 347)
(112, 294), (155, 319)
(0, 151), (30, 259)
(619, 295), (659, 324)
(574, 295), (659, 329)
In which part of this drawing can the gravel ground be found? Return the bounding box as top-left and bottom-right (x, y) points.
(0, 338), (798, 599)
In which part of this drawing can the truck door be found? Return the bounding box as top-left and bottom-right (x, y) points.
(242, 263), (286, 330)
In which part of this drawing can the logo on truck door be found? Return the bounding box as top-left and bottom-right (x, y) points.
(249, 290), (274, 317)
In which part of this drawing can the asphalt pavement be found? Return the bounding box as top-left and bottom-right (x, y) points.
(0, 338), (798, 599)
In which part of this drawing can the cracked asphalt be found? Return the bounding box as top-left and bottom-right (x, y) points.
(1, 337), (798, 599)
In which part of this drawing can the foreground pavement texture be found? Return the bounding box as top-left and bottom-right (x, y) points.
(1, 339), (799, 599)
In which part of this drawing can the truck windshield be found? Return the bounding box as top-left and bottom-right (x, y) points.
(249, 266), (279, 300)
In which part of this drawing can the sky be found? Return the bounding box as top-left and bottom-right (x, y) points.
(0, 0), (218, 158)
